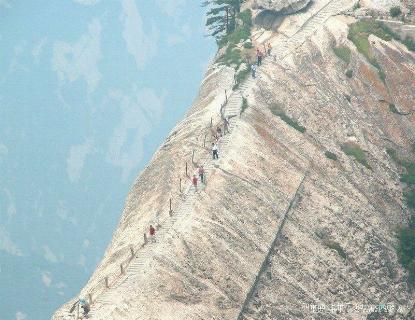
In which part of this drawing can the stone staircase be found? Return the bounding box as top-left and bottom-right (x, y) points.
(58, 113), (246, 319)
(269, 0), (355, 61)
(58, 0), (358, 318)
(84, 96), (248, 318)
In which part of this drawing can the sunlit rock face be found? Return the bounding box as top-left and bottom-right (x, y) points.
(252, 0), (311, 14)
(54, 1), (415, 319)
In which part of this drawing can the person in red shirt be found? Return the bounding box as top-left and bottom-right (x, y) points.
(149, 225), (155, 242)
(192, 174), (198, 191)
(198, 166), (205, 184)
(216, 126), (222, 137)
(256, 49), (263, 66)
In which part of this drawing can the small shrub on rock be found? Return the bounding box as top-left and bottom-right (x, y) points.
(341, 143), (371, 169)
(403, 38), (415, 52)
(325, 151), (338, 161)
(333, 45), (351, 64)
(389, 103), (400, 114)
(390, 6), (402, 17)
(233, 65), (250, 90)
(388, 148), (415, 284)
(270, 104), (306, 133)
(243, 41), (253, 49)
(325, 240), (347, 260)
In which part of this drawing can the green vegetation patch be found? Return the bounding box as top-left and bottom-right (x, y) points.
(238, 9), (252, 28)
(243, 41), (253, 49)
(220, 23), (251, 48)
(345, 69), (353, 78)
(387, 147), (415, 184)
(348, 19), (394, 56)
(347, 19), (394, 82)
(341, 143), (371, 169)
(270, 104), (306, 133)
(219, 46), (243, 67)
(217, 9), (253, 68)
(387, 148), (415, 283)
(390, 6), (402, 17)
(325, 151), (338, 161)
(398, 228), (415, 283)
(400, 162), (415, 185)
(386, 148), (400, 162)
(405, 190), (415, 210)
(233, 65), (250, 90)
(348, 18), (415, 73)
(389, 103), (400, 114)
(325, 240), (347, 260)
(241, 97), (248, 115)
(378, 67), (386, 83)
(403, 38), (415, 52)
(333, 45), (351, 64)
(344, 94), (351, 102)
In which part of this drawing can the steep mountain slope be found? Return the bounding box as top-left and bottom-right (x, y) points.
(54, 1), (415, 319)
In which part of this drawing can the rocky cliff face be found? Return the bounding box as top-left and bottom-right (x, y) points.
(253, 0), (311, 15)
(54, 0), (415, 319)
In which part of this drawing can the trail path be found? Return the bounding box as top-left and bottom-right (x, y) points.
(60, 0), (355, 318)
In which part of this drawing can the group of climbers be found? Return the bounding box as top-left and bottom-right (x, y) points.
(251, 42), (272, 78)
(192, 165), (206, 191)
(145, 41), (268, 239)
(146, 123), (224, 239)
(81, 40), (270, 316)
(143, 45), (246, 240)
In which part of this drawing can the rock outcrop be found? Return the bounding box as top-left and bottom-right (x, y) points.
(254, 10), (287, 30)
(54, 1), (415, 319)
(252, 0), (311, 15)
(251, 0), (312, 30)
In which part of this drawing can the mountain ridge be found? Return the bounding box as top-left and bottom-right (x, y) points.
(53, 0), (415, 318)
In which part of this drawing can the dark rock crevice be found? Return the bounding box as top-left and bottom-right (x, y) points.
(253, 0), (313, 30)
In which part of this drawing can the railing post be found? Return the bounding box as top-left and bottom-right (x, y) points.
(88, 293), (93, 304)
(120, 263), (124, 275)
(203, 134), (207, 147)
(144, 233), (148, 245)
(130, 246), (134, 259)
(192, 150), (195, 163)
(185, 162), (188, 177)
(179, 178), (182, 193)
(210, 117), (213, 128)
(169, 198), (173, 216)
(225, 90), (228, 104)
(105, 277), (109, 288)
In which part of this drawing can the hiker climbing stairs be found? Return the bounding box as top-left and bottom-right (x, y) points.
(59, 1), (358, 317)
(88, 121), (243, 316)
(83, 105), (249, 318)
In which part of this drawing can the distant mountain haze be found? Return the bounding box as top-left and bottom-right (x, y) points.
(0, 1), (214, 319)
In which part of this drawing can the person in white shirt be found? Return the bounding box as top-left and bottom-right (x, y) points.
(212, 143), (219, 160)
(251, 64), (257, 78)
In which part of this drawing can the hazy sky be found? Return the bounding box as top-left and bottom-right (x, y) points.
(0, 1), (215, 319)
